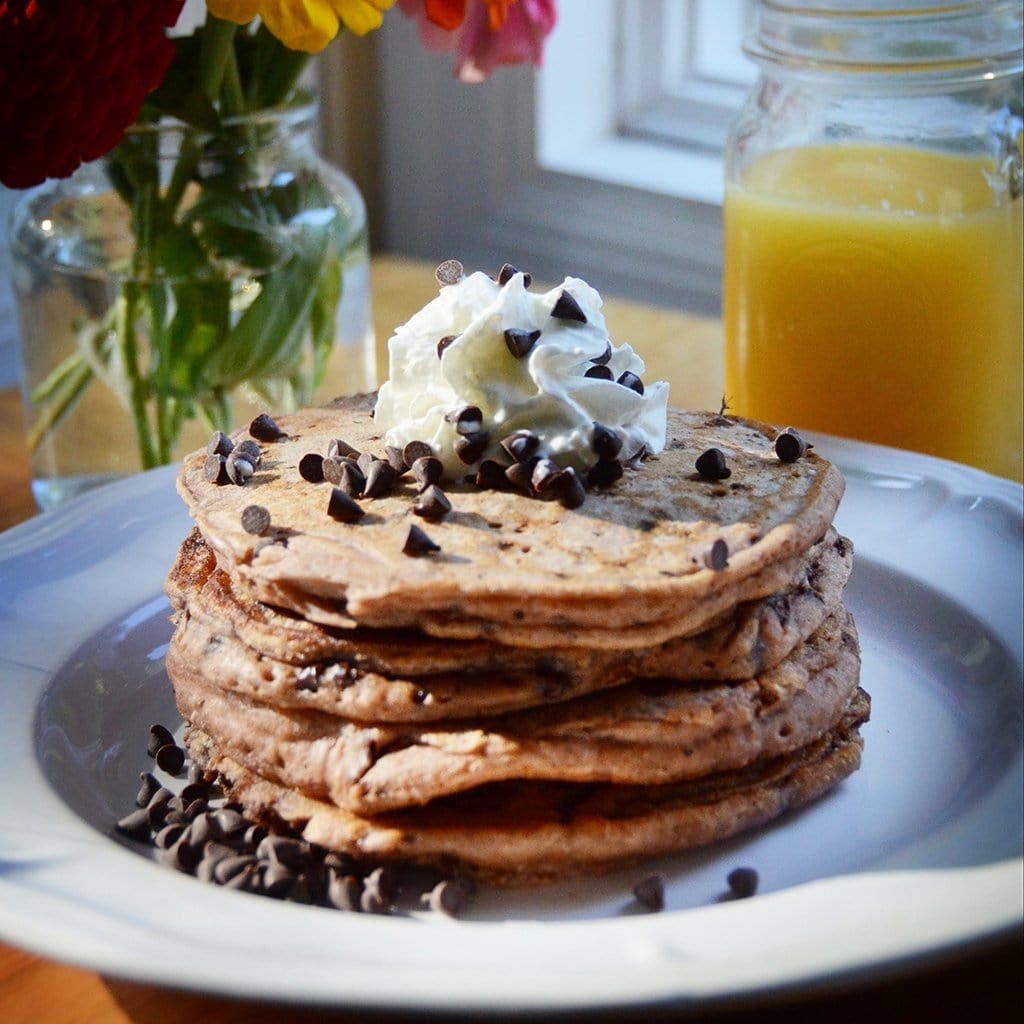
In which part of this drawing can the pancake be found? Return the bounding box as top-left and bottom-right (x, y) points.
(177, 395), (845, 639)
(170, 611), (860, 814)
(185, 690), (868, 885)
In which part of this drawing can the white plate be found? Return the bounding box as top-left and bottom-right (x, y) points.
(0, 436), (1021, 1014)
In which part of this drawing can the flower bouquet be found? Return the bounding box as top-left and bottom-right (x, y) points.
(0, 0), (555, 506)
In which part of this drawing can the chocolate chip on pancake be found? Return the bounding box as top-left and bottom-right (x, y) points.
(327, 488), (364, 523)
(299, 453), (325, 483)
(695, 447), (731, 481)
(250, 413), (287, 442)
(413, 485), (451, 521)
(241, 505), (271, 536)
(403, 524), (441, 557)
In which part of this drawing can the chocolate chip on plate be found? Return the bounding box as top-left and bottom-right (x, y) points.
(115, 808), (151, 841)
(327, 487), (364, 523)
(584, 364), (613, 381)
(240, 504), (271, 536)
(632, 874), (665, 912)
(156, 743), (186, 775)
(550, 289), (587, 323)
(424, 878), (472, 917)
(147, 724), (175, 757)
(504, 328), (541, 359)
(775, 428), (809, 464)
(249, 412), (287, 442)
(726, 866), (759, 899)
(617, 371), (644, 395)
(413, 484), (451, 521)
(136, 772), (159, 808)
(695, 447), (731, 481)
(299, 452), (325, 483)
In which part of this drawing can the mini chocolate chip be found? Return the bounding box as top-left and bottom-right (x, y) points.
(225, 452), (254, 486)
(235, 439), (263, 466)
(214, 809), (248, 839)
(186, 814), (218, 848)
(244, 825), (267, 848)
(360, 866), (396, 914)
(155, 823), (186, 850)
(476, 459), (509, 490)
(321, 455), (349, 486)
(180, 782), (209, 806)
(147, 724), (175, 757)
(136, 772), (159, 808)
(204, 454), (229, 485)
(214, 854), (257, 885)
(363, 459), (397, 498)
(155, 743), (185, 775)
(385, 445), (409, 475)
(162, 836), (199, 874)
(553, 467), (586, 509)
(402, 525), (441, 555)
(708, 538), (729, 571)
(504, 328), (541, 359)
(327, 487), (364, 522)
(184, 798), (206, 821)
(337, 461), (366, 497)
(500, 430), (540, 463)
(775, 428), (808, 463)
(551, 290), (587, 323)
(445, 405), (484, 436)
(206, 431), (234, 457)
(584, 364), (613, 381)
(531, 458), (562, 494)
(435, 258), (464, 286)
(327, 438), (361, 460)
(327, 871), (363, 911)
(187, 764), (206, 785)
(257, 835), (308, 869)
(587, 459), (623, 489)
(241, 504), (271, 536)
(498, 262), (532, 287)
(454, 431), (489, 465)
(403, 440), (434, 466)
(504, 461), (535, 493)
(632, 875), (665, 912)
(146, 788), (174, 827)
(592, 341), (612, 365)
(695, 447), (731, 481)
(617, 371), (644, 395)
(356, 451), (377, 475)
(299, 452), (325, 483)
(727, 866), (759, 899)
(249, 412), (287, 442)
(115, 808), (151, 841)
(413, 484), (451, 520)
(591, 422), (622, 460)
(412, 455), (444, 489)
(436, 334), (457, 359)
(424, 879), (472, 917)
(262, 862), (297, 899)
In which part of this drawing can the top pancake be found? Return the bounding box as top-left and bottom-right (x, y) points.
(177, 395), (844, 636)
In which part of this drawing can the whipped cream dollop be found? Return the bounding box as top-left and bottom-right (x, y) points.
(374, 267), (669, 479)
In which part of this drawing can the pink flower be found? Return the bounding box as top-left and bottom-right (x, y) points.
(399, 0), (556, 82)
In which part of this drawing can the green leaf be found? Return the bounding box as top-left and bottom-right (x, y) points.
(143, 32), (222, 132)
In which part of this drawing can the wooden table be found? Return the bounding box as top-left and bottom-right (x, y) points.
(0, 256), (1018, 1023)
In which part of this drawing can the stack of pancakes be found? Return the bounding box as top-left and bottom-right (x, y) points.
(166, 395), (867, 884)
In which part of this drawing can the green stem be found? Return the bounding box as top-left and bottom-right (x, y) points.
(117, 285), (159, 469)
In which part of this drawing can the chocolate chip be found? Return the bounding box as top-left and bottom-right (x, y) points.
(591, 422), (622, 460)
(262, 862), (297, 899)
(241, 504), (271, 536)
(360, 866), (395, 914)
(632, 875), (665, 912)
(115, 808), (151, 841)
(321, 455), (350, 486)
(257, 835), (308, 870)
(500, 430), (539, 463)
(531, 458), (562, 494)
(385, 446), (409, 475)
(436, 334), (457, 359)
(161, 836), (199, 874)
(695, 447), (731, 481)
(299, 452), (325, 483)
(337, 461), (366, 497)
(225, 452), (254, 486)
(551, 290), (587, 323)
(435, 259), (464, 286)
(249, 412), (287, 442)
(356, 451), (377, 475)
(587, 458), (623, 489)
(424, 878), (472, 917)
(206, 431), (234, 457)
(617, 371), (644, 395)
(498, 262), (532, 287)
(592, 341), (612, 366)
(203, 454), (229, 485)
(775, 428), (808, 463)
(185, 814), (218, 848)
(136, 772), (159, 807)
(236, 439), (263, 466)
(327, 487), (364, 522)
(412, 455), (444, 489)
(454, 432), (489, 465)
(584, 364), (613, 381)
(413, 484), (451, 521)
(504, 328), (541, 359)
(147, 724), (175, 757)
(708, 538), (729, 571)
(475, 459), (509, 490)
(327, 871), (363, 911)
(553, 467), (586, 509)
(504, 461), (535, 493)
(214, 854), (257, 885)
(445, 405), (484, 436)
(180, 782), (209, 806)
(214, 808), (248, 839)
(155, 743), (185, 775)
(155, 823), (186, 850)
(727, 866), (759, 899)
(327, 438), (360, 460)
(146, 788), (174, 827)
(362, 459), (397, 498)
(403, 440), (434, 466)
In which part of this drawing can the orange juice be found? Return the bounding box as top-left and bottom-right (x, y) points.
(724, 143), (1023, 480)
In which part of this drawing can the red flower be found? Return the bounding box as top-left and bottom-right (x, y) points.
(0, 1), (185, 188)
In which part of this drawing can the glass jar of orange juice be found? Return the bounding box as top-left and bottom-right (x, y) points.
(724, 1), (1022, 480)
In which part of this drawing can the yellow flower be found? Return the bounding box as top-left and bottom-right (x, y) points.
(206, 1), (395, 52)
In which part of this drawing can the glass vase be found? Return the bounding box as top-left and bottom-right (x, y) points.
(9, 101), (375, 509)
